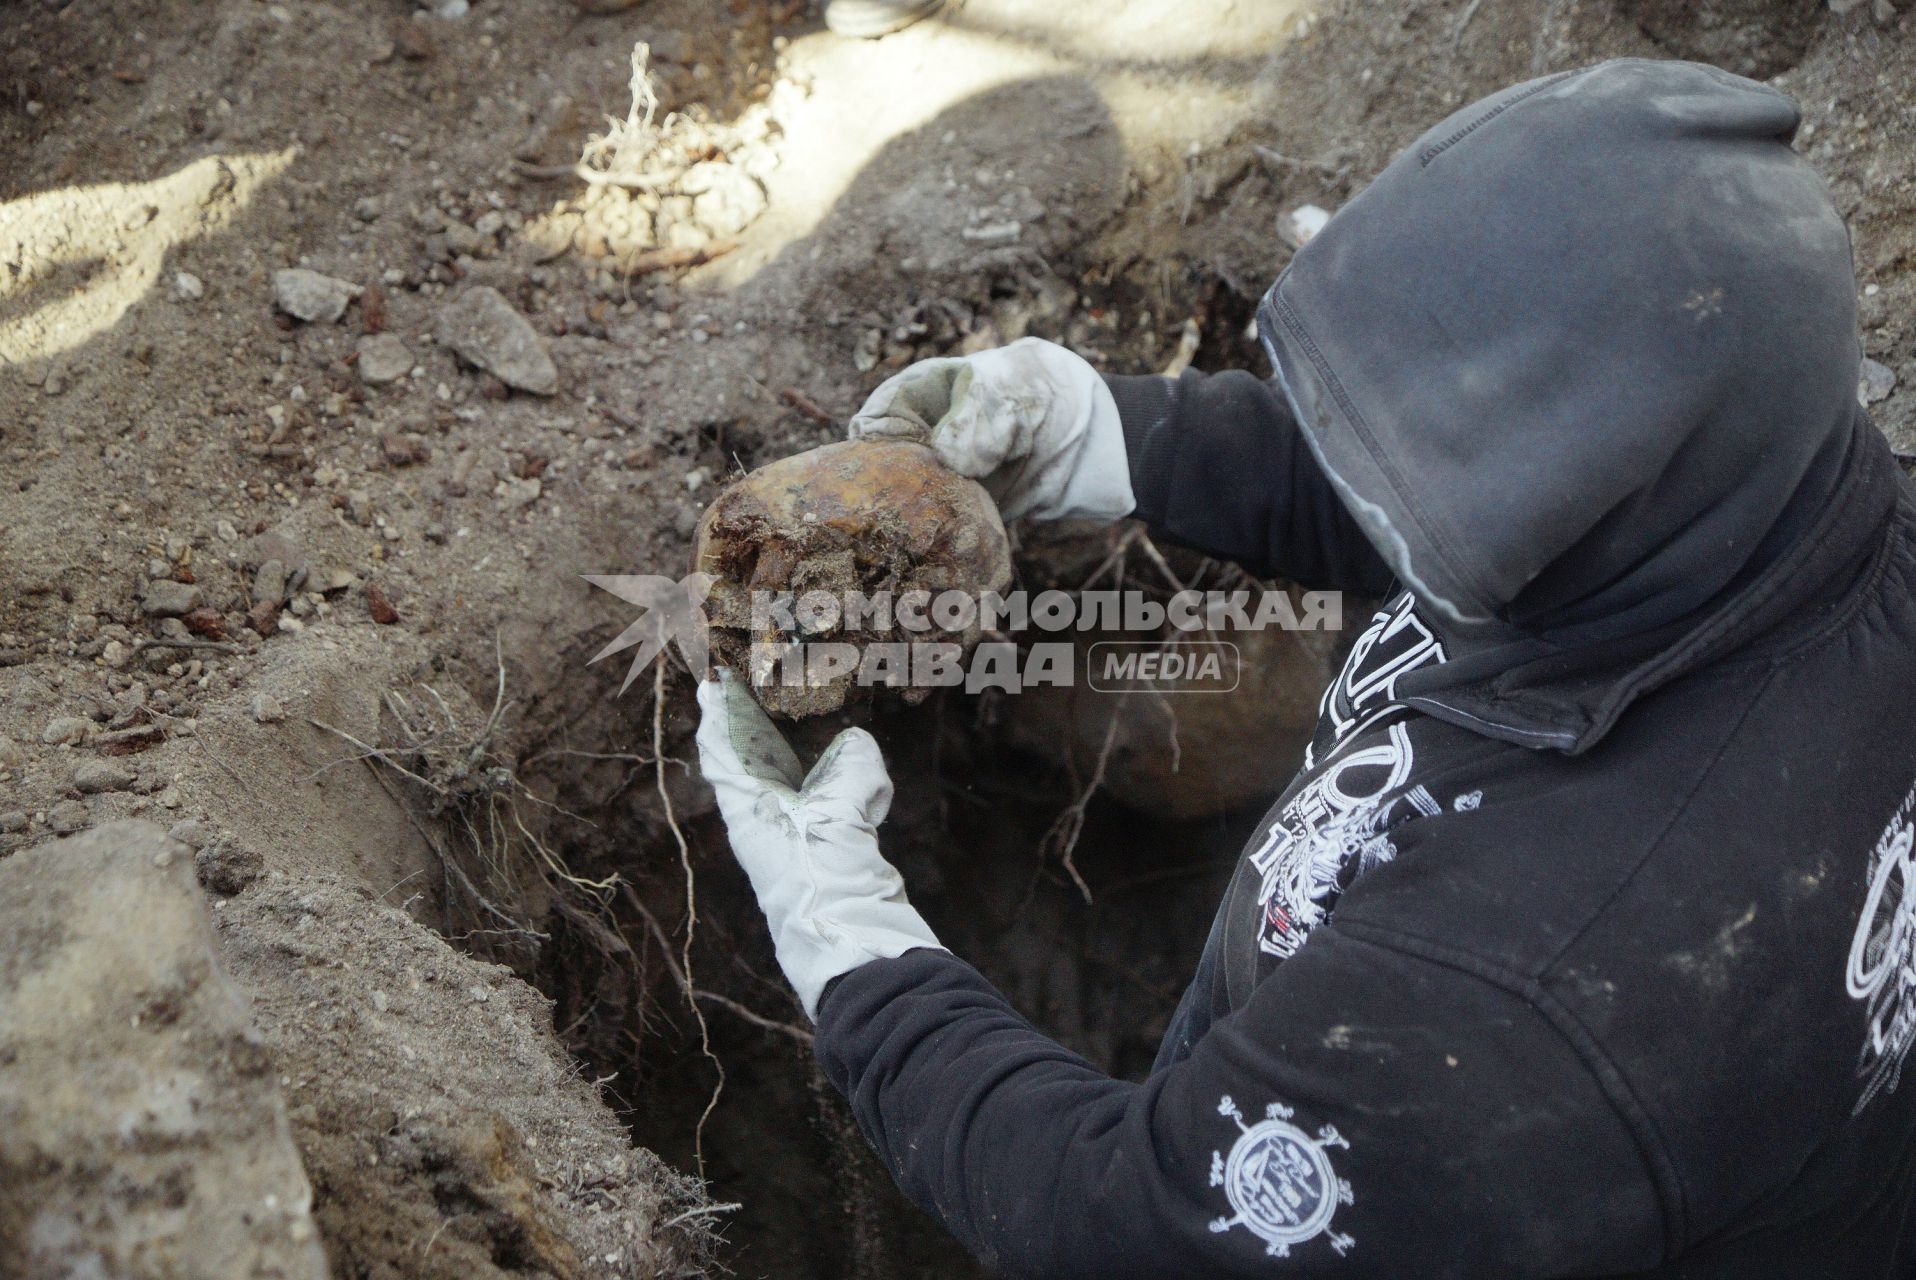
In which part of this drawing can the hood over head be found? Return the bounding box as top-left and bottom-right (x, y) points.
(1259, 58), (1897, 753)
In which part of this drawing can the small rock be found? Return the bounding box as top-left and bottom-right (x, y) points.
(101, 640), (131, 670)
(960, 220), (1021, 245)
(1283, 204), (1332, 248)
(42, 716), (92, 747)
(356, 333), (414, 384)
(240, 528), (309, 578)
(1861, 356), (1896, 406)
(439, 223), (482, 259)
(345, 490), (376, 527)
(0, 811), (27, 833)
(73, 759), (135, 794)
(166, 818), (208, 849)
(253, 559), (290, 608)
(251, 694), (287, 724)
(359, 281), (388, 334)
(272, 268), (360, 324)
(434, 286), (558, 395)
(247, 601), (282, 638)
(140, 580), (203, 618)
(495, 475), (542, 509)
(174, 271), (206, 301)
(365, 584), (401, 625)
(182, 607), (227, 639)
(0, 733), (22, 768)
(48, 800), (90, 834)
(195, 839), (265, 895)
(381, 433), (431, 467)
(681, 161), (768, 239)
(393, 21), (435, 59)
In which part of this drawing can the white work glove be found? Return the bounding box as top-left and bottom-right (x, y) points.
(848, 336), (1135, 523)
(695, 671), (944, 1019)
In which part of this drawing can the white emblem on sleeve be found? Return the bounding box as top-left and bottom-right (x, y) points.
(1208, 1095), (1355, 1258)
(1847, 779), (1916, 1115)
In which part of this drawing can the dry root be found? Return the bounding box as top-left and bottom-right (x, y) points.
(311, 644), (615, 963)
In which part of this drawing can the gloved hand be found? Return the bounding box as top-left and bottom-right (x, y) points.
(847, 336), (1135, 523)
(695, 671), (944, 1019)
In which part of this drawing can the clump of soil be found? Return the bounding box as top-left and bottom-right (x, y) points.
(694, 440), (1011, 718)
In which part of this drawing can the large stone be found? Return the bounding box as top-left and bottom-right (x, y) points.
(434, 286), (558, 395)
(0, 821), (327, 1280)
(272, 268), (358, 324)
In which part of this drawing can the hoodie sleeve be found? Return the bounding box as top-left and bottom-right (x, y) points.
(1105, 371), (1395, 594)
(815, 940), (1667, 1280)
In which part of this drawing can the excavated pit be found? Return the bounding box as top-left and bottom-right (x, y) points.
(534, 684), (1279, 1278)
(495, 270), (1335, 1278)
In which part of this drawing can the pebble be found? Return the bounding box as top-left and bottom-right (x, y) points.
(174, 271), (206, 301)
(42, 716), (92, 746)
(272, 268), (360, 324)
(253, 559), (290, 608)
(1284, 204), (1332, 247)
(167, 818), (208, 850)
(0, 734), (21, 768)
(1860, 357), (1896, 406)
(434, 286), (558, 396)
(240, 529), (309, 578)
(0, 811), (27, 834)
(356, 333), (414, 385)
(365, 584), (401, 625)
(195, 839), (263, 894)
(72, 759), (135, 795)
(47, 800), (90, 835)
(251, 693), (287, 724)
(140, 580), (203, 617)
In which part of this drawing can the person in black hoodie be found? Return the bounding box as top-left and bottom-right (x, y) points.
(693, 58), (1916, 1277)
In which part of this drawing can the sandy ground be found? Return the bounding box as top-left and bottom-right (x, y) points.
(1, 0), (1912, 1276)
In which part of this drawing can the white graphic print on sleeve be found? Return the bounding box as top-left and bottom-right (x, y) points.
(1247, 595), (1450, 960)
(1847, 777), (1916, 1115)
(1208, 1094), (1355, 1259)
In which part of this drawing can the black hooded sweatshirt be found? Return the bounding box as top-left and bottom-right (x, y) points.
(815, 60), (1916, 1278)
